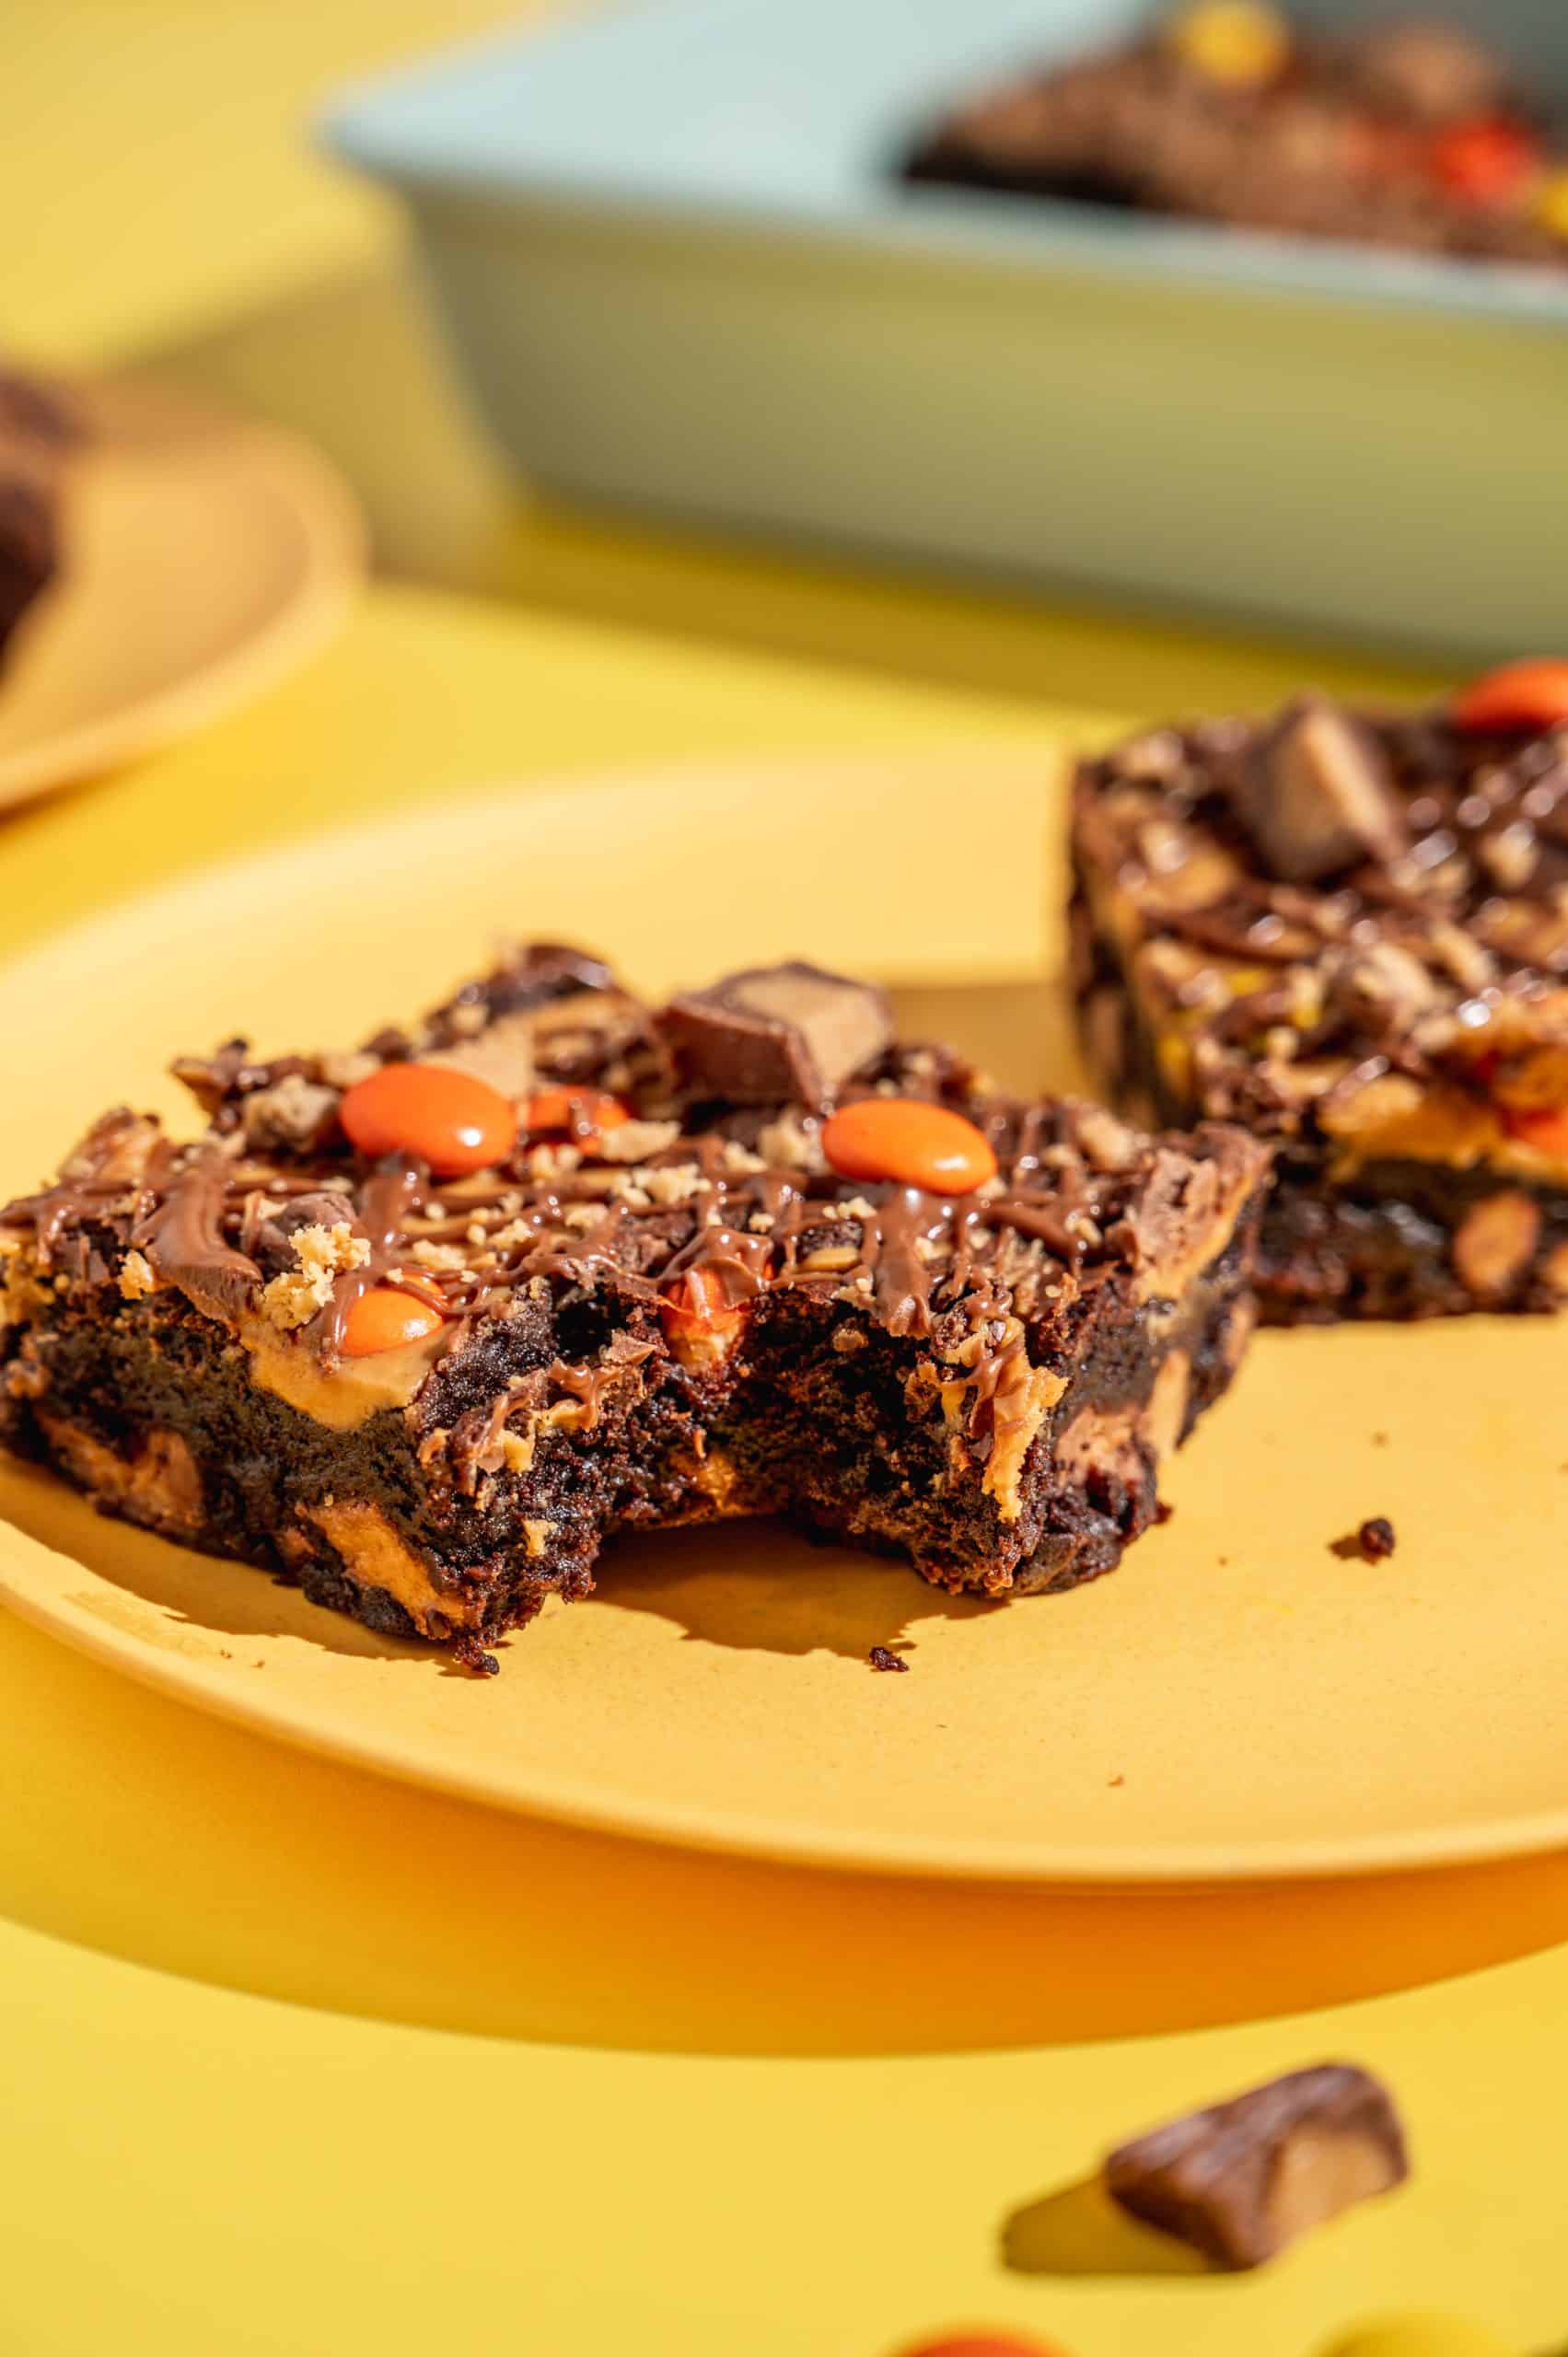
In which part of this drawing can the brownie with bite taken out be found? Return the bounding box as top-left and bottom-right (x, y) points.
(1070, 657), (1568, 1320)
(0, 945), (1267, 1666)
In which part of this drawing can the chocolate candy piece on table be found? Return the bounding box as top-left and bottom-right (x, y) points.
(0, 945), (1268, 1666)
(902, 10), (1568, 272)
(1103, 2062), (1410, 2270)
(1069, 662), (1568, 1321)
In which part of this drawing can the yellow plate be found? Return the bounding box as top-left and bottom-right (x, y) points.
(0, 376), (364, 811)
(2, 754), (1566, 1885)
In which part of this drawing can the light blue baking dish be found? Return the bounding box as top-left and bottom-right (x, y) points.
(326, 0), (1568, 655)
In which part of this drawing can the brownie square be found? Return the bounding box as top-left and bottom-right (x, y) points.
(1, 944), (1267, 1665)
(1069, 669), (1568, 1320)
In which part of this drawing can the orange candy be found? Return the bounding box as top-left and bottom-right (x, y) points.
(1502, 1105), (1568, 1155)
(522, 1086), (632, 1136)
(889, 2336), (1066, 2357)
(1451, 658), (1568, 735)
(339, 1062), (517, 1178)
(341, 1285), (444, 1358)
(822, 1097), (999, 1196)
(1431, 117), (1539, 204)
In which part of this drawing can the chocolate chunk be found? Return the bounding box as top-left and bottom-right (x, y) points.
(868, 1644), (909, 1673)
(1237, 699), (1406, 883)
(251, 1191), (358, 1281)
(659, 962), (892, 1109)
(1103, 2063), (1409, 2270)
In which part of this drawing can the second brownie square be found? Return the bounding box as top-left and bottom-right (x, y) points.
(1069, 664), (1568, 1321)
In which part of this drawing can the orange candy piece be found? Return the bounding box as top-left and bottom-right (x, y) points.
(521, 1086), (632, 1136)
(822, 1097), (999, 1196)
(341, 1285), (444, 1358)
(1430, 116), (1539, 204)
(1502, 1105), (1568, 1155)
(339, 1062), (517, 1178)
(1451, 658), (1568, 735)
(889, 2336), (1067, 2357)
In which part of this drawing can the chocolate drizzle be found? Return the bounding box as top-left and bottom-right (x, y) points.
(2, 946), (1263, 1466)
(1074, 702), (1568, 1139)
(313, 1155), (424, 1363)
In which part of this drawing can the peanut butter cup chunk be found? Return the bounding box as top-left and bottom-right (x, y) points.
(1104, 2063), (1410, 2270)
(659, 961), (892, 1109)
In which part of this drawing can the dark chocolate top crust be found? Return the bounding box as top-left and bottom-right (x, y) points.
(904, 12), (1568, 271)
(1073, 693), (1568, 1167)
(2, 945), (1264, 1514)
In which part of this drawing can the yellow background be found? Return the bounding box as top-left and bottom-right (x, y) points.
(4, 6), (1564, 2352)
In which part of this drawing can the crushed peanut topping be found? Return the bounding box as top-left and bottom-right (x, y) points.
(259, 1223), (371, 1331)
(118, 1249), (157, 1302)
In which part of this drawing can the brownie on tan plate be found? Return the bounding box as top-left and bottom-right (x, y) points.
(1, 944), (1266, 1666)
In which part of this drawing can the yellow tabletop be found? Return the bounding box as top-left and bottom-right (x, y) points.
(5, 8), (1564, 2355)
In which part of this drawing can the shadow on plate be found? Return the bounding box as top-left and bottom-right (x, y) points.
(7, 1454), (1568, 2063)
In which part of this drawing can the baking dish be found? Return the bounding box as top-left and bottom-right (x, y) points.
(326, 0), (1568, 653)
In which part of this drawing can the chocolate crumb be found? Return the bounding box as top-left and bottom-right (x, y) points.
(868, 1644), (910, 1674)
(1154, 1499), (1174, 1525)
(1333, 1517), (1397, 1562)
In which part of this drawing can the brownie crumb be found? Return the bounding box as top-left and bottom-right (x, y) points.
(1331, 1517), (1397, 1562)
(868, 1645), (910, 1674)
(1153, 1499), (1174, 1525)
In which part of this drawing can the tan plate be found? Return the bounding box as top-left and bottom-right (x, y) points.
(3, 754), (1567, 1884)
(0, 377), (364, 810)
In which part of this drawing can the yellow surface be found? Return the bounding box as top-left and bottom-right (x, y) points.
(9, 761), (1568, 1892)
(0, 377), (363, 808)
(0, 2), (1559, 2352)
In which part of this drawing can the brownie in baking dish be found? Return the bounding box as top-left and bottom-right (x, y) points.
(0, 944), (1267, 1666)
(904, 6), (1568, 273)
(1070, 659), (1568, 1322)
(0, 369), (75, 666)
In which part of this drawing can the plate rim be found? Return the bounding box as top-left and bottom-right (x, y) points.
(6, 1527), (1568, 1887)
(0, 373), (366, 814)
